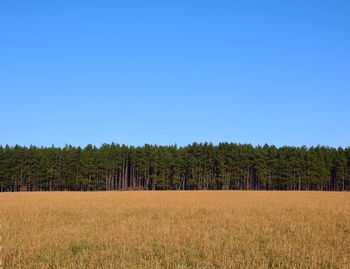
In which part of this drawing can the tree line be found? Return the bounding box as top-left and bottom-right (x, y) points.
(0, 143), (349, 192)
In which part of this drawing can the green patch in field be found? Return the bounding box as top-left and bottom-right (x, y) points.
(69, 242), (88, 256)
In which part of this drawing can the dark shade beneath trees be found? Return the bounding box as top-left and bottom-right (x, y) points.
(0, 143), (349, 192)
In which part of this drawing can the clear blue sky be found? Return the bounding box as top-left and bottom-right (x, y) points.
(1, 0), (349, 147)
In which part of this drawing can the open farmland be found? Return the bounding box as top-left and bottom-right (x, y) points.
(0, 191), (349, 269)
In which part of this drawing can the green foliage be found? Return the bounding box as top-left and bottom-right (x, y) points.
(0, 143), (349, 191)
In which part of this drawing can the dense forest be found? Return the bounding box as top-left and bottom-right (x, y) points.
(0, 143), (349, 192)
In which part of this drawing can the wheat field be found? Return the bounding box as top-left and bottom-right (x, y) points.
(0, 191), (349, 269)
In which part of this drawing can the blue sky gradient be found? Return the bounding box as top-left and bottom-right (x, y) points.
(1, 0), (349, 147)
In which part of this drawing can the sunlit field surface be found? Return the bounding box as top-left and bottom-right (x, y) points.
(0, 191), (349, 269)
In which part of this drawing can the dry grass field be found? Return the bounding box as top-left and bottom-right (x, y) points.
(0, 191), (349, 269)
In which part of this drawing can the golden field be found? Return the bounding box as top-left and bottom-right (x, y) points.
(0, 191), (349, 269)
